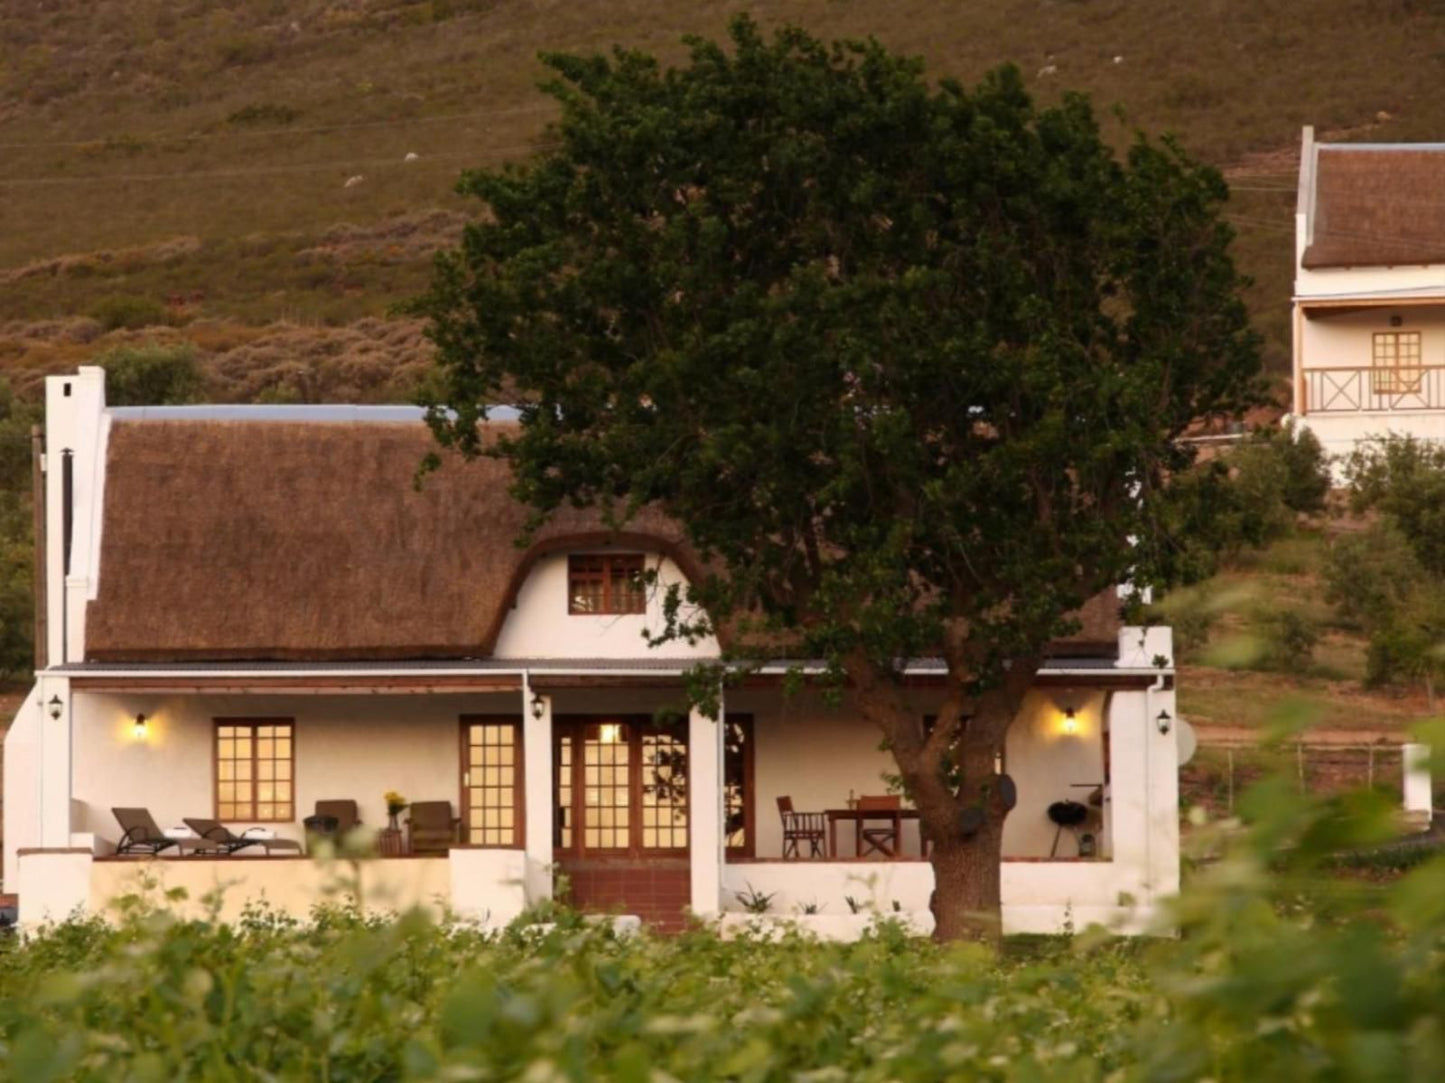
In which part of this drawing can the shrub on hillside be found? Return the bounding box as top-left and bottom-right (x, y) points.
(1324, 525), (1419, 632)
(1254, 420), (1330, 514)
(96, 343), (204, 406)
(1344, 434), (1445, 574)
(88, 295), (168, 332)
(1257, 608), (1320, 673)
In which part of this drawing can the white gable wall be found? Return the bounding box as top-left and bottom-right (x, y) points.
(491, 552), (720, 660)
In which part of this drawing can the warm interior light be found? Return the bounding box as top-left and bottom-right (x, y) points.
(133, 713), (148, 740)
(599, 722), (621, 744)
(1062, 708), (1078, 735)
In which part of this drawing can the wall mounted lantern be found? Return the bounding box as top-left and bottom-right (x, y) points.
(133, 713), (149, 741)
(47, 695), (62, 721)
(1062, 707), (1078, 735)
(530, 693), (545, 721)
(1156, 709), (1173, 735)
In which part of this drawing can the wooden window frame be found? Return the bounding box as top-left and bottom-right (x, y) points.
(458, 715), (526, 849)
(724, 714), (755, 858)
(1372, 330), (1424, 394)
(213, 718), (295, 823)
(567, 553), (647, 615)
(553, 716), (690, 858)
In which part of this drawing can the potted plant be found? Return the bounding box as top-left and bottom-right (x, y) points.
(383, 791), (408, 832)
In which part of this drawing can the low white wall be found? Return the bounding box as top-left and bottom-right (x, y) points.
(17, 851), (93, 925)
(69, 691), (521, 850)
(449, 848), (529, 926)
(21, 848), (535, 929)
(721, 860), (1162, 935)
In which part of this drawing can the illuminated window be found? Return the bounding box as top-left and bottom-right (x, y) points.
(582, 721), (632, 850)
(641, 731), (688, 849)
(568, 554), (646, 614)
(1372, 331), (1423, 394)
(462, 718), (522, 847)
(215, 719), (293, 822)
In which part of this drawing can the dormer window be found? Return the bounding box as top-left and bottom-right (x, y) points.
(568, 553), (646, 615)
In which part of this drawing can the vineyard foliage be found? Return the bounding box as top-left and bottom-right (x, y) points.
(2, 777), (1444, 1081)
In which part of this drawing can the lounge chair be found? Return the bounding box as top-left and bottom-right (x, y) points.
(406, 801), (459, 855)
(112, 807), (180, 856)
(182, 818), (303, 856)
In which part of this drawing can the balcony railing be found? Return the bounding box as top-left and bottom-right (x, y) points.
(1302, 366), (1445, 414)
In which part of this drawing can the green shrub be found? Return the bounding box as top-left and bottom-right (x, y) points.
(1, 772), (1440, 1080)
(88, 295), (168, 331)
(1257, 608), (1320, 673)
(96, 342), (204, 406)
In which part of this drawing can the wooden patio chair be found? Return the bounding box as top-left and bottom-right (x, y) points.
(406, 801), (460, 855)
(112, 807), (180, 856)
(777, 796), (826, 859)
(183, 818), (304, 856)
(856, 795), (901, 858)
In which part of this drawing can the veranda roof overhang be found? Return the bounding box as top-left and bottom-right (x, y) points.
(48, 657), (1171, 694)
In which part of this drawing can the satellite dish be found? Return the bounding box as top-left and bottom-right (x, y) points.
(1176, 717), (1198, 767)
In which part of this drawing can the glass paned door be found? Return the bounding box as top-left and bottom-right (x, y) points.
(555, 718), (689, 856)
(461, 718), (521, 847)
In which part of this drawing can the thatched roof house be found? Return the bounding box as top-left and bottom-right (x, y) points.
(83, 411), (1119, 663)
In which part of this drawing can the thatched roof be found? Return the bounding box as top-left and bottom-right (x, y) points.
(85, 419), (1119, 662)
(1303, 146), (1445, 269)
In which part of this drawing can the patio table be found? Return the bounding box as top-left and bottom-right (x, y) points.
(824, 807), (920, 859)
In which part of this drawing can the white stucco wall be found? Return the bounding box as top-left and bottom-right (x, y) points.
(730, 687), (1109, 861)
(1294, 306), (1445, 458)
(3, 684), (43, 889)
(68, 691), (523, 848)
(492, 552), (720, 659)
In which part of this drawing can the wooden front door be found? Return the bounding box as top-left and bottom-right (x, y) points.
(553, 716), (691, 929)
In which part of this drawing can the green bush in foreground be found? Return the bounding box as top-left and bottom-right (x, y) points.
(2, 782), (1444, 1081)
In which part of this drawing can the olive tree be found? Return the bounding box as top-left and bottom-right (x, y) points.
(418, 17), (1259, 940)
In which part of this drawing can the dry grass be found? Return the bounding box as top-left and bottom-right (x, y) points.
(4, 0), (1445, 377)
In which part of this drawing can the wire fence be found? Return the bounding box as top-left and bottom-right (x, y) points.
(1182, 741), (1418, 817)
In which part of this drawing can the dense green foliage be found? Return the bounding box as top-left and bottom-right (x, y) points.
(0, 377), (39, 678)
(418, 16), (1259, 936)
(97, 342), (205, 407)
(1332, 437), (1445, 704)
(1165, 423), (1331, 583)
(2, 777), (1442, 1080)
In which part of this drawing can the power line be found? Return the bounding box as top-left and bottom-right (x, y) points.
(0, 104), (557, 150)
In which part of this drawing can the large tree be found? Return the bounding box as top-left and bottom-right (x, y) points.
(417, 17), (1259, 941)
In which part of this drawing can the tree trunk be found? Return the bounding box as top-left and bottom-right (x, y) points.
(928, 820), (1005, 943)
(847, 648), (1038, 947)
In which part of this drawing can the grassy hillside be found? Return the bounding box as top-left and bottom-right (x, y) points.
(4, 0), (1445, 398)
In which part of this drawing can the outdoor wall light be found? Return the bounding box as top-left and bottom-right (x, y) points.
(1062, 707), (1078, 735)
(47, 695), (62, 721)
(1156, 709), (1173, 735)
(133, 713), (149, 741)
(530, 693), (545, 721)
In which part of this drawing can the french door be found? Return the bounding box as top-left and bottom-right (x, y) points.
(553, 716), (689, 857)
